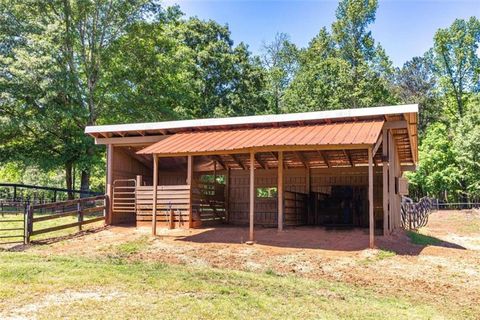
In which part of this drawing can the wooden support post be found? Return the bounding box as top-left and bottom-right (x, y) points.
(249, 151), (255, 242)
(278, 151), (284, 232)
(106, 144), (114, 225)
(368, 147), (374, 249)
(187, 155), (193, 228)
(77, 201), (83, 231)
(225, 167), (230, 223)
(388, 131), (395, 231)
(136, 175), (142, 219)
(152, 154), (158, 236)
(382, 129), (389, 236)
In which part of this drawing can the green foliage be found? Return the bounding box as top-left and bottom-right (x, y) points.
(0, 0), (479, 204)
(284, 0), (397, 112)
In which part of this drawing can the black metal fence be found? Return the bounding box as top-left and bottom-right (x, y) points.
(0, 183), (102, 204)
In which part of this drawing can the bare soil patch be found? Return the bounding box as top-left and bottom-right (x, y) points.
(27, 210), (480, 315)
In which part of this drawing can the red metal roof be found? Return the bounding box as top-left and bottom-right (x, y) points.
(137, 120), (384, 156)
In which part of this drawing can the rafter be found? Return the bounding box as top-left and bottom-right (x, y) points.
(317, 150), (330, 168)
(294, 151), (309, 168)
(254, 154), (267, 169)
(211, 155), (227, 170)
(343, 150), (354, 167)
(229, 154), (246, 170)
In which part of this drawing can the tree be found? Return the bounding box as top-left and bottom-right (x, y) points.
(103, 15), (268, 121)
(406, 123), (459, 201)
(0, 0), (162, 195)
(432, 17), (480, 119)
(284, 0), (396, 112)
(395, 55), (440, 136)
(261, 33), (298, 113)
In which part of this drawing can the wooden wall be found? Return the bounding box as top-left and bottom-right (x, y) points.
(228, 167), (383, 227)
(111, 147), (152, 224)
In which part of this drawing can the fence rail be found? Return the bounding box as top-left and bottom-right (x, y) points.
(25, 195), (106, 243)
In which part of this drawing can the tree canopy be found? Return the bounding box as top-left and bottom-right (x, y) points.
(0, 0), (479, 202)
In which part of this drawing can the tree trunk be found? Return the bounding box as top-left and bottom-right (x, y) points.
(65, 162), (74, 200)
(80, 169), (90, 198)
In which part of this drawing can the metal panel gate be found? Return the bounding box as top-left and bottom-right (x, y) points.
(112, 179), (137, 223)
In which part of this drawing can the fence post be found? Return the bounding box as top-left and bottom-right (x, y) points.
(77, 200), (83, 231)
(25, 204), (33, 244)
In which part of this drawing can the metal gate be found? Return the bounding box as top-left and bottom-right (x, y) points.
(112, 179), (137, 222)
(0, 201), (26, 245)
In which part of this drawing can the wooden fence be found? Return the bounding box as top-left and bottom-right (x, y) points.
(136, 185), (191, 228)
(25, 195), (106, 243)
(192, 182), (226, 225)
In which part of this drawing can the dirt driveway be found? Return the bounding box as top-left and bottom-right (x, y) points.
(27, 209), (480, 314)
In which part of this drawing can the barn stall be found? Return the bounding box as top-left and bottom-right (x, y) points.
(85, 104), (418, 248)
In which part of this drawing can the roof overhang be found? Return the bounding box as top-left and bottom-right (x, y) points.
(85, 104), (418, 139)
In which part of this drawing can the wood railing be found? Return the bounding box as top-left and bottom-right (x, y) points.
(25, 195), (106, 243)
(136, 185), (191, 228)
(192, 182), (226, 225)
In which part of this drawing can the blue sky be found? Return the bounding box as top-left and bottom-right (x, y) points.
(163, 0), (480, 67)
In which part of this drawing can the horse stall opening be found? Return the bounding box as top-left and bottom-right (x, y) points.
(228, 167), (383, 230)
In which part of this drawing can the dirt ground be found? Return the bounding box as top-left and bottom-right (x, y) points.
(24, 209), (480, 314)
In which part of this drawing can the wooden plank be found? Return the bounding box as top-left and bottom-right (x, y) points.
(388, 130), (395, 232)
(249, 151), (255, 242)
(154, 144), (371, 158)
(368, 147), (374, 249)
(278, 151), (284, 232)
(382, 128), (389, 236)
(152, 155), (158, 235)
(30, 217), (104, 236)
(32, 210), (78, 222)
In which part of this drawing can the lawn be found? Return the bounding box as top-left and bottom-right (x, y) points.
(0, 249), (454, 320)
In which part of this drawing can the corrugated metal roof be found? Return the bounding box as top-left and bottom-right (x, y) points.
(138, 120), (384, 156)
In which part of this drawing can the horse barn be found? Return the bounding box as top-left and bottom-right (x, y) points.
(85, 104), (418, 247)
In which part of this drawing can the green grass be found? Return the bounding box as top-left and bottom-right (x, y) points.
(0, 251), (473, 319)
(407, 230), (442, 246)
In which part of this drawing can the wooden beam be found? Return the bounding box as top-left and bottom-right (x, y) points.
(106, 144), (114, 225)
(294, 151), (309, 168)
(152, 154), (158, 236)
(278, 151), (284, 232)
(211, 155), (227, 170)
(95, 135), (168, 145)
(383, 120), (407, 130)
(382, 129), (389, 236)
(254, 154), (267, 169)
(343, 150), (354, 167)
(317, 150), (330, 167)
(249, 151), (255, 242)
(388, 130), (395, 232)
(187, 155), (193, 228)
(152, 144), (371, 158)
(230, 154), (246, 170)
(122, 147), (153, 169)
(368, 147), (374, 249)
(225, 167), (230, 223)
(372, 134), (383, 156)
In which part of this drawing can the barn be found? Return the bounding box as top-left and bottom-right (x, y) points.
(85, 104), (418, 248)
